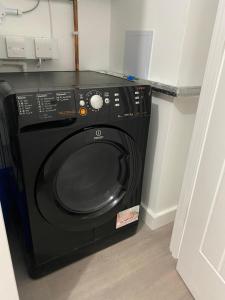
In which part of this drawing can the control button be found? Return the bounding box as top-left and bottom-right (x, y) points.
(135, 101), (140, 105)
(79, 107), (87, 116)
(79, 100), (85, 106)
(105, 98), (110, 104)
(135, 96), (140, 100)
(115, 98), (120, 102)
(114, 93), (119, 97)
(90, 94), (104, 110)
(115, 103), (120, 107)
(135, 91), (140, 95)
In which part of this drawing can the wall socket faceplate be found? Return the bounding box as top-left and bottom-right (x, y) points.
(35, 38), (54, 59)
(0, 35), (58, 60)
(6, 36), (26, 58)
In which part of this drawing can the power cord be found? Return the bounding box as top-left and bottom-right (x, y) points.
(22, 0), (40, 14)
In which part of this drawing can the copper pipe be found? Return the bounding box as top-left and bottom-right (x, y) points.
(72, 0), (79, 71)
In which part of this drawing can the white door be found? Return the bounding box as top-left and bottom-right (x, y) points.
(175, 1), (225, 299)
(0, 204), (19, 300)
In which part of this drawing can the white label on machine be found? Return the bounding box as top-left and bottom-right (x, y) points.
(116, 205), (140, 229)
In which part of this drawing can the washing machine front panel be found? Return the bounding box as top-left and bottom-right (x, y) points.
(36, 127), (141, 231)
(1, 71), (151, 276)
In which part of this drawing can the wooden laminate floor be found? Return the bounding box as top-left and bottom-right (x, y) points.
(10, 223), (193, 300)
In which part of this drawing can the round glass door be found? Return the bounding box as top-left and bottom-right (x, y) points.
(55, 142), (128, 213)
(36, 127), (140, 231)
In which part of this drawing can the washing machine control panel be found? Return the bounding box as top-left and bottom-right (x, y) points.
(80, 90), (104, 112)
(77, 85), (151, 118)
(15, 86), (151, 128)
(16, 90), (76, 127)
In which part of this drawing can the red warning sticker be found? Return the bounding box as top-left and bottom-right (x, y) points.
(116, 205), (140, 229)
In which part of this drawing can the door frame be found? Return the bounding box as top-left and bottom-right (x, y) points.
(0, 204), (19, 300)
(170, 0), (225, 259)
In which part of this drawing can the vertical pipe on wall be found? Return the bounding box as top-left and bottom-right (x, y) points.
(73, 0), (79, 71)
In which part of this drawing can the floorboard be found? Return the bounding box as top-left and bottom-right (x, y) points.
(10, 222), (193, 300)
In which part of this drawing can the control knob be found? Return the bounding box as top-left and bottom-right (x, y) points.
(90, 94), (104, 110)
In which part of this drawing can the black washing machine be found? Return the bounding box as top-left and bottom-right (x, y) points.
(0, 71), (151, 278)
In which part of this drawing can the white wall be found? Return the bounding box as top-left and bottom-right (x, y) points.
(154, 96), (199, 212)
(0, 0), (111, 72)
(141, 95), (199, 229)
(109, 0), (218, 87)
(178, 0), (218, 86)
(0, 0), (218, 80)
(78, 0), (111, 71)
(109, 0), (189, 86)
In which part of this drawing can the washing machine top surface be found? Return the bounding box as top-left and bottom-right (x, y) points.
(0, 71), (143, 92)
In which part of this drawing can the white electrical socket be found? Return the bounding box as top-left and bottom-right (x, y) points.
(6, 36), (26, 58)
(35, 38), (54, 59)
(0, 35), (58, 60)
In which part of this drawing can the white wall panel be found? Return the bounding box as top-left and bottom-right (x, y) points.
(178, 0), (218, 86)
(110, 0), (190, 86)
(141, 95), (198, 228)
(78, 0), (111, 71)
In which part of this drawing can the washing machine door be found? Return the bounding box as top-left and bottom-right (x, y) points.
(36, 127), (141, 231)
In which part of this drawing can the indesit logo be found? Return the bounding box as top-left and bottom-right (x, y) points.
(96, 130), (102, 137)
(94, 129), (104, 140)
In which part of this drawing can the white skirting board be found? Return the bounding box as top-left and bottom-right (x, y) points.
(140, 203), (177, 230)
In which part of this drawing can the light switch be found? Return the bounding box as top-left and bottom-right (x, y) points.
(6, 36), (26, 58)
(35, 38), (53, 59)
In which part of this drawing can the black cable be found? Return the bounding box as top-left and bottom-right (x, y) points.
(22, 0), (41, 14)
